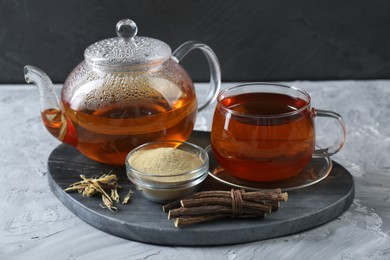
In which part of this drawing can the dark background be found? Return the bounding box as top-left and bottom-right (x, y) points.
(1, 0), (390, 83)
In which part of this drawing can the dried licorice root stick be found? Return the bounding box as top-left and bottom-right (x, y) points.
(162, 191), (242, 212)
(162, 199), (185, 212)
(168, 205), (267, 219)
(162, 189), (287, 212)
(164, 188), (288, 227)
(180, 197), (273, 212)
(191, 188), (288, 202)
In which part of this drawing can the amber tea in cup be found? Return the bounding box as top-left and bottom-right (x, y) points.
(211, 83), (346, 182)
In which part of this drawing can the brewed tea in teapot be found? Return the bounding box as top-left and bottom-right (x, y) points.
(25, 19), (220, 165)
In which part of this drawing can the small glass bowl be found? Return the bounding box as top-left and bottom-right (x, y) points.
(125, 141), (209, 203)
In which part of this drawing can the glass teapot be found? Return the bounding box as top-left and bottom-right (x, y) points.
(24, 18), (221, 165)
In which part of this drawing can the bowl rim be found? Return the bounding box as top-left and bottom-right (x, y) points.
(125, 140), (209, 181)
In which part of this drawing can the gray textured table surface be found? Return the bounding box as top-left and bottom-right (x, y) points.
(1, 81), (389, 259)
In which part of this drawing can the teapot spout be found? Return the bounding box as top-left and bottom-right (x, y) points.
(24, 65), (78, 146)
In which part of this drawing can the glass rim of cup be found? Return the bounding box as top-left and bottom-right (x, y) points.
(216, 82), (312, 119)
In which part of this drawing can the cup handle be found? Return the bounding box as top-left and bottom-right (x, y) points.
(313, 108), (347, 157)
(172, 41), (221, 112)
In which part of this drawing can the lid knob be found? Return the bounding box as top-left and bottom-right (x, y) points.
(85, 18), (171, 68)
(116, 19), (138, 39)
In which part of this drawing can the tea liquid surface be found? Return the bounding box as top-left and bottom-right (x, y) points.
(211, 93), (315, 182)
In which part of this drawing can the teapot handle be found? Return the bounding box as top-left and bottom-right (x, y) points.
(172, 41), (221, 112)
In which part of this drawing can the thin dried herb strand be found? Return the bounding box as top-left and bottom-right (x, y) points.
(111, 189), (120, 203)
(122, 189), (133, 204)
(64, 172), (129, 212)
(101, 195), (118, 212)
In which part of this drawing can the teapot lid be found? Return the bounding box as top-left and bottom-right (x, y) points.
(84, 19), (172, 69)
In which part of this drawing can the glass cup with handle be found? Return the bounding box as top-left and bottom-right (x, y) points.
(211, 83), (346, 182)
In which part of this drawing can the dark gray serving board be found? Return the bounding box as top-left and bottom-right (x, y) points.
(47, 131), (354, 246)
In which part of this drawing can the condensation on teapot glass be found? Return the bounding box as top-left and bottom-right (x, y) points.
(84, 19), (172, 70)
(24, 18), (221, 165)
(62, 58), (193, 116)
